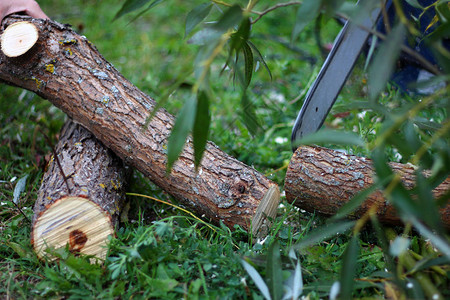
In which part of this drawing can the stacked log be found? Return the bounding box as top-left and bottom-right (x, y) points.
(0, 17), (281, 259)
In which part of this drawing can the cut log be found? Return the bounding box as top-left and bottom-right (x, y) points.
(32, 119), (129, 260)
(285, 146), (450, 227)
(1, 21), (38, 57)
(0, 16), (280, 237)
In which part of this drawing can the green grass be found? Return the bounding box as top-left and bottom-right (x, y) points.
(1, 0), (449, 299)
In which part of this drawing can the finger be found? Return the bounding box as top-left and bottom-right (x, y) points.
(24, 1), (49, 20)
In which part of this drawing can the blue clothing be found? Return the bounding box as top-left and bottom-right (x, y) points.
(376, 0), (448, 94)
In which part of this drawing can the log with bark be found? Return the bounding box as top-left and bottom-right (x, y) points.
(0, 16), (280, 237)
(285, 146), (450, 227)
(32, 119), (129, 260)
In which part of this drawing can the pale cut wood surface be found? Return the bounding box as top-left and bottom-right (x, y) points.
(0, 21), (38, 57)
(32, 196), (114, 260)
(0, 16), (280, 236)
(31, 119), (129, 260)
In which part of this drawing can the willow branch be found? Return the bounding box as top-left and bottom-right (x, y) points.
(251, 1), (302, 24)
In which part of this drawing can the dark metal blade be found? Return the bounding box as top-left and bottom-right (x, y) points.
(291, 1), (384, 150)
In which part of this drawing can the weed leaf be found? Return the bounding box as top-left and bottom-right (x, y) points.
(114, 0), (163, 20)
(242, 259), (272, 300)
(167, 96), (196, 172)
(339, 235), (359, 299)
(292, 221), (355, 250)
(410, 217), (450, 260)
(185, 3), (213, 38)
(193, 90), (210, 168)
(13, 174), (28, 204)
(114, 0), (150, 20)
(292, 0), (322, 43)
(7, 241), (28, 258)
(266, 241), (283, 300)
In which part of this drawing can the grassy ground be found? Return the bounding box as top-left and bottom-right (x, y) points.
(1, 0), (448, 299)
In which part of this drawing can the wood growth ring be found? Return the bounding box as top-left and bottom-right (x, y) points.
(1, 21), (39, 57)
(31, 196), (114, 260)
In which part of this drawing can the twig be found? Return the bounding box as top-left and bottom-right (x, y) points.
(335, 12), (441, 76)
(12, 200), (31, 224)
(251, 1), (302, 24)
(249, 1), (440, 75)
(211, 0), (232, 8)
(380, 0), (391, 33)
(40, 129), (72, 194)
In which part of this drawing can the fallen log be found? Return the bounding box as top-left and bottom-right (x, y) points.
(285, 146), (450, 227)
(0, 16), (280, 236)
(32, 119), (129, 260)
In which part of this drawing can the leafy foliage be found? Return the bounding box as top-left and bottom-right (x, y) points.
(0, 0), (449, 299)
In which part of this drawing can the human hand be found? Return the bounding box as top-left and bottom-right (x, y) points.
(0, 0), (48, 23)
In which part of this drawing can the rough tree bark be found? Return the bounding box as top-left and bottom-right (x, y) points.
(32, 119), (129, 260)
(285, 146), (450, 227)
(0, 16), (280, 236)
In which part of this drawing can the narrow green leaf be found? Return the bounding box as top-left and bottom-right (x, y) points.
(403, 120), (422, 155)
(292, 221), (355, 250)
(370, 217), (397, 275)
(167, 96), (196, 172)
(242, 259), (272, 300)
(339, 235), (359, 299)
(13, 175), (28, 204)
(193, 91), (210, 168)
(188, 28), (222, 45)
(436, 1), (450, 23)
(240, 92), (260, 136)
(291, 0), (322, 43)
(364, 35), (378, 71)
(266, 241), (283, 300)
(185, 3), (213, 38)
(7, 242), (28, 258)
(292, 129), (365, 148)
(415, 170), (443, 232)
(330, 182), (381, 221)
(230, 18), (251, 52)
(242, 42), (254, 89)
(143, 68), (194, 130)
(404, 0), (423, 9)
(372, 147), (422, 220)
(247, 40), (272, 81)
(322, 0), (346, 16)
(405, 278), (425, 300)
(126, 0), (165, 23)
(114, 0), (163, 21)
(368, 24), (406, 100)
(114, 0), (151, 20)
(213, 4), (243, 32)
